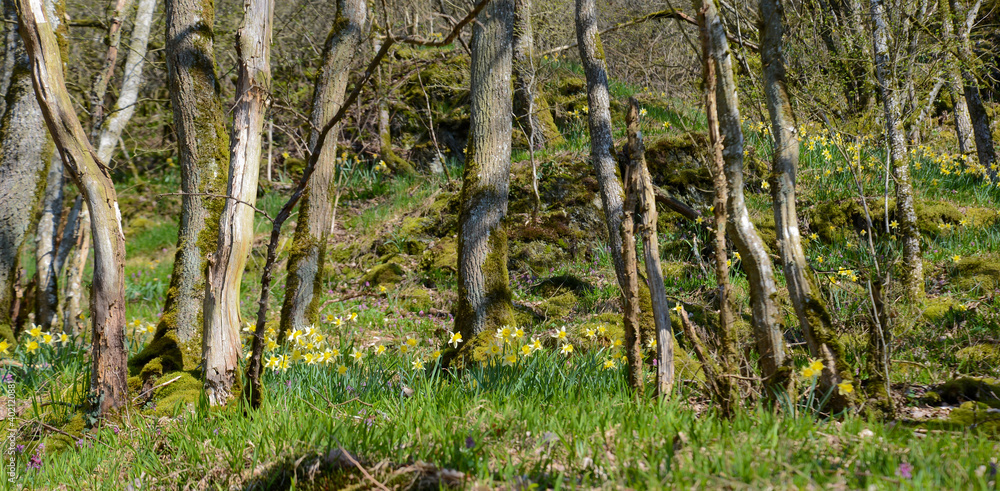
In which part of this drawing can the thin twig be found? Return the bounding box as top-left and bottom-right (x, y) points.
(335, 440), (391, 491)
(131, 375), (182, 403)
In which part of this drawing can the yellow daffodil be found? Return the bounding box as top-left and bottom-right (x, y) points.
(662, 121), (670, 129)
(809, 359), (824, 372)
(411, 359), (425, 371)
(585, 328), (596, 339)
(337, 364), (348, 375)
(400, 344), (410, 355)
(952, 255), (961, 263)
(520, 345), (532, 357)
(431, 350), (442, 359)
(288, 329), (303, 343)
(264, 355), (281, 370)
(597, 325), (608, 336)
(374, 344), (386, 356)
(560, 343), (574, 355)
(530, 337), (543, 352)
(448, 331), (463, 348)
(612, 337), (623, 348)
(837, 381), (854, 395)
(0, 341), (8, 355)
(513, 327), (525, 340)
(41, 332), (54, 345)
(672, 304), (683, 313)
(801, 366), (816, 378)
(487, 343), (502, 357)
(28, 326), (41, 338)
(325, 314), (335, 323)
(647, 338), (657, 349)
(603, 359), (616, 370)
(552, 326), (568, 342)
(503, 354), (517, 366)
(26, 341), (39, 354)
(350, 348), (364, 363)
(379, 285), (387, 293)
(809, 233), (818, 241)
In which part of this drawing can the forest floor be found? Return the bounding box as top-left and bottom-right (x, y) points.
(3, 54), (1000, 489)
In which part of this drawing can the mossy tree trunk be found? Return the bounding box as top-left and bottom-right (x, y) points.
(810, 0), (873, 115)
(512, 0), (552, 150)
(872, 0), (924, 301)
(701, 0), (788, 388)
(455, 0), (515, 344)
(202, 0), (273, 405)
(280, 0), (367, 340)
(759, 0), (850, 406)
(697, 0), (738, 416)
(939, 0), (974, 155)
(619, 154), (643, 395)
(0, 0), (54, 336)
(34, 151), (63, 331)
(575, 0), (629, 297)
(133, 0), (231, 378)
(16, 0), (129, 414)
(948, 0), (996, 182)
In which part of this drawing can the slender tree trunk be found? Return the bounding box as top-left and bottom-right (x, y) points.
(89, 0), (131, 141)
(376, 61), (416, 176)
(619, 151), (643, 395)
(281, 0), (367, 340)
(203, 0), (273, 405)
(760, 0), (853, 407)
(455, 0), (515, 344)
(34, 152), (62, 330)
(62, 203), (88, 335)
(697, 0), (738, 416)
(940, 0), (974, 154)
(513, 0), (553, 149)
(624, 98), (674, 397)
(575, 0), (628, 293)
(872, 0), (923, 301)
(701, 0), (787, 384)
(901, 0), (928, 144)
(16, 0), (128, 414)
(0, 0), (53, 335)
(132, 0), (231, 377)
(949, 0), (996, 181)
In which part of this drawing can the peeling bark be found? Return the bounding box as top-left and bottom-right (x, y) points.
(281, 0), (367, 339)
(16, 0), (128, 414)
(455, 0), (515, 341)
(203, 0), (273, 405)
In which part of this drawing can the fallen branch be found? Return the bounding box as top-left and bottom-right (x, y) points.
(131, 375), (182, 404)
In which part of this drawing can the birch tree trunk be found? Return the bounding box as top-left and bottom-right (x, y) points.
(575, 0), (628, 292)
(872, 0), (924, 301)
(16, 0), (128, 414)
(700, 0), (787, 384)
(948, 0), (996, 181)
(202, 0), (273, 405)
(0, 0), (53, 335)
(939, 0), (974, 155)
(760, 0), (852, 407)
(513, 0), (556, 150)
(34, 152), (62, 330)
(280, 0), (367, 339)
(132, 0), (231, 377)
(455, 0), (515, 343)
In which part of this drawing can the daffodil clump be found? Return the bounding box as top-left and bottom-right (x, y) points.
(0, 323), (75, 360)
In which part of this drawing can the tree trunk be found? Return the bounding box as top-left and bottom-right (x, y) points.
(376, 61), (416, 176)
(34, 151), (62, 330)
(88, 0), (131, 141)
(0, 0), (53, 335)
(575, 0), (628, 295)
(513, 0), (554, 150)
(455, 0), (515, 344)
(62, 203), (88, 335)
(760, 0), (852, 407)
(202, 0), (273, 405)
(697, 0), (738, 416)
(281, 0), (367, 340)
(940, 0), (974, 155)
(619, 147), (643, 395)
(131, 0), (231, 378)
(872, 0), (923, 301)
(16, 0), (128, 414)
(949, 0), (996, 181)
(701, 0), (787, 385)
(624, 98), (674, 397)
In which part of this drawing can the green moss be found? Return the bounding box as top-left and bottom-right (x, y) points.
(148, 371), (204, 417)
(923, 377), (1000, 407)
(0, 323), (14, 345)
(420, 238), (458, 273)
(362, 262), (405, 286)
(41, 414), (86, 454)
(955, 344), (1000, 371)
(539, 291), (578, 319)
(399, 286), (434, 313)
(921, 296), (960, 323)
(951, 256), (1000, 292)
(946, 401), (1000, 433)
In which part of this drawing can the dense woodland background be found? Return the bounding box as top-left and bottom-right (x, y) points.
(1, 0), (1000, 488)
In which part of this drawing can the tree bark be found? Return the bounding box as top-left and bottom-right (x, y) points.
(0, 0), (53, 335)
(701, 0), (787, 385)
(872, 0), (923, 301)
(948, 0), (996, 181)
(202, 0), (273, 405)
(697, 0), (738, 416)
(34, 151), (62, 330)
(619, 145), (643, 395)
(132, 0), (231, 377)
(624, 98), (674, 398)
(281, 0), (367, 339)
(62, 203), (88, 335)
(16, 0), (128, 414)
(939, 0), (974, 155)
(575, 0), (628, 296)
(513, 0), (552, 150)
(455, 0), (515, 344)
(760, 0), (852, 407)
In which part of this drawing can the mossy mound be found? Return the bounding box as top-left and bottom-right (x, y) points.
(955, 344), (1000, 372)
(510, 240), (570, 272)
(922, 377), (1000, 406)
(143, 370), (203, 417)
(946, 401), (1000, 432)
(951, 256), (1000, 292)
(362, 263), (405, 287)
(643, 133), (713, 206)
(399, 286), (434, 313)
(0, 323), (14, 345)
(921, 296), (961, 323)
(530, 274), (594, 296)
(420, 239), (457, 273)
(538, 291), (578, 319)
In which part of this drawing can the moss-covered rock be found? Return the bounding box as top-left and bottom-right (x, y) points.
(946, 401), (1000, 432)
(955, 344), (1000, 371)
(951, 256), (1000, 292)
(921, 296), (961, 323)
(510, 240), (569, 271)
(539, 291), (578, 319)
(420, 238), (457, 273)
(922, 377), (1000, 406)
(399, 286), (434, 313)
(643, 133), (713, 206)
(362, 263), (405, 287)
(530, 274), (594, 296)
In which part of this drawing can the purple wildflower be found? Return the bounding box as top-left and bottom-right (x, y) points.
(897, 462), (913, 479)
